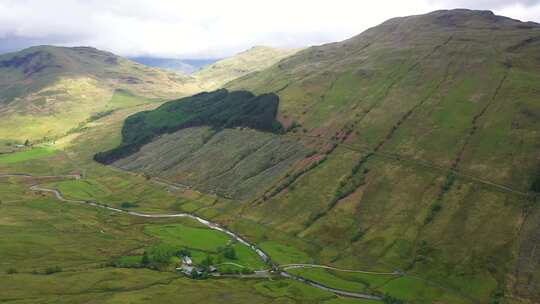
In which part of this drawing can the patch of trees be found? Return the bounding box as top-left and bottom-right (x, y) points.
(112, 244), (187, 270)
(94, 89), (284, 164)
(425, 173), (456, 225)
(531, 169), (540, 193)
(413, 240), (434, 264)
(382, 294), (405, 304)
(424, 202), (442, 224)
(218, 244), (237, 260)
(333, 153), (374, 202)
(120, 202), (139, 209)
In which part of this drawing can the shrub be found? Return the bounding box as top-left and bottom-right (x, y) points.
(424, 201), (442, 224)
(142, 251), (150, 266)
(223, 246), (237, 260)
(6, 268), (17, 274)
(120, 202), (139, 208)
(44, 266), (62, 275)
(201, 255), (214, 268)
(177, 249), (191, 257)
(383, 294), (404, 304)
(531, 170), (540, 193)
(147, 244), (177, 266)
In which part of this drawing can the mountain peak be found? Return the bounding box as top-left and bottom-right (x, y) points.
(385, 8), (540, 30)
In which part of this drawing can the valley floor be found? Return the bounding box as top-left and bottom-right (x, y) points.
(0, 102), (531, 304)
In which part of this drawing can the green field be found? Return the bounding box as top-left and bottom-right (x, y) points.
(0, 147), (57, 164)
(260, 241), (311, 264)
(144, 223), (267, 270)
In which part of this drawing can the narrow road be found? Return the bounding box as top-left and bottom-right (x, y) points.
(281, 263), (401, 275)
(1, 173), (384, 301)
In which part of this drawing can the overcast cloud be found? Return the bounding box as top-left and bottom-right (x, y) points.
(0, 0), (539, 58)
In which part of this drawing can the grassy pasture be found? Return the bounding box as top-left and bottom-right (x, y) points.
(0, 147), (57, 164)
(145, 223), (267, 270)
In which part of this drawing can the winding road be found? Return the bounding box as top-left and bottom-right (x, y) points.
(1, 172), (388, 301)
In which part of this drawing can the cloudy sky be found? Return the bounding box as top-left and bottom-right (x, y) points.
(0, 0), (539, 59)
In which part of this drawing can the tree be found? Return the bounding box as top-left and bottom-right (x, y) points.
(141, 251), (150, 266)
(201, 256), (214, 268)
(531, 171), (540, 193)
(202, 255), (213, 266)
(382, 294), (404, 304)
(223, 246), (237, 260)
(44, 266), (62, 275)
(24, 139), (30, 146)
(148, 244), (176, 266)
(177, 249), (191, 257)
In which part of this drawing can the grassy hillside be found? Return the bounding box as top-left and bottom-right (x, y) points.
(194, 46), (301, 90)
(0, 46), (202, 142)
(89, 8), (540, 303)
(221, 9), (540, 303)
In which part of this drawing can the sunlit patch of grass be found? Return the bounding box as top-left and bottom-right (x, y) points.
(0, 147), (57, 164)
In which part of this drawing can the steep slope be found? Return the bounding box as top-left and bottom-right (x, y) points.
(0, 46), (202, 142)
(193, 46), (301, 90)
(104, 9), (540, 303)
(223, 9), (540, 303)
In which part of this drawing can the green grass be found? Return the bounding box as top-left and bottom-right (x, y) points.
(379, 276), (472, 304)
(0, 147), (57, 164)
(113, 255), (143, 268)
(47, 179), (111, 201)
(259, 241), (311, 264)
(145, 223), (231, 252)
(145, 223), (267, 269)
(253, 279), (334, 301)
(107, 89), (154, 109)
(323, 298), (380, 304)
(287, 268), (370, 292)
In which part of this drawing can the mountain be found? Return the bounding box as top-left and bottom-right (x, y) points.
(0, 46), (202, 142)
(193, 46), (301, 90)
(101, 9), (540, 303)
(129, 57), (218, 74)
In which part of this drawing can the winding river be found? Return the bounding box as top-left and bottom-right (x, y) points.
(2, 173), (384, 301)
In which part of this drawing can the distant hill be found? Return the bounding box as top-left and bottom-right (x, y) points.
(105, 9), (540, 303)
(129, 57), (219, 74)
(0, 46), (202, 142)
(194, 46), (301, 90)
